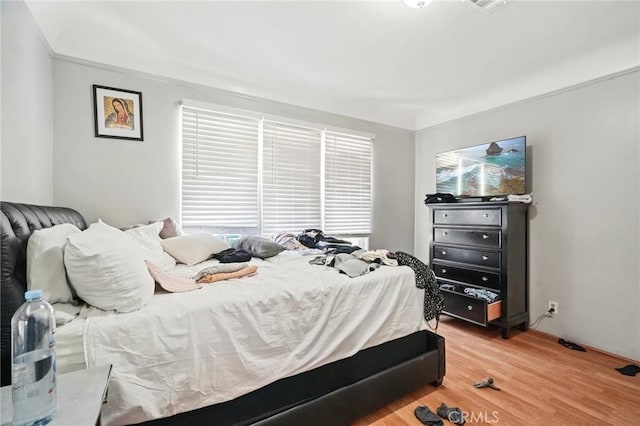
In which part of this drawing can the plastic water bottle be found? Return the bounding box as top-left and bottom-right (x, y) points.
(11, 290), (57, 426)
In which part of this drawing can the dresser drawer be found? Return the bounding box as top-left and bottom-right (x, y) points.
(432, 245), (501, 269)
(441, 290), (502, 326)
(433, 208), (501, 226)
(432, 263), (500, 290)
(433, 228), (501, 248)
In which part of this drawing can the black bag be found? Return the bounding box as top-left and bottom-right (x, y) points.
(213, 248), (252, 263)
(424, 193), (456, 204)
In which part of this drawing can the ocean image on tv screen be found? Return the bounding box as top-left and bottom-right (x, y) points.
(436, 136), (526, 197)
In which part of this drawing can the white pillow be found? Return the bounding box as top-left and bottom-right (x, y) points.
(160, 233), (229, 266)
(64, 221), (154, 313)
(124, 222), (176, 271)
(27, 223), (81, 303)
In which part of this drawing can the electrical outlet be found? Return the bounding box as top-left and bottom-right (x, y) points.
(548, 301), (558, 315)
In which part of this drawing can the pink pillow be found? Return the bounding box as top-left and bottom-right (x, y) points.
(149, 217), (185, 239)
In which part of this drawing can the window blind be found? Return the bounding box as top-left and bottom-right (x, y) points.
(324, 131), (372, 235)
(262, 121), (322, 234)
(181, 106), (259, 229)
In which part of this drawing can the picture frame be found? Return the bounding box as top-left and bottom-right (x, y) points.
(93, 85), (144, 141)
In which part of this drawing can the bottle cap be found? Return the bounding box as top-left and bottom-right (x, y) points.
(25, 290), (43, 300)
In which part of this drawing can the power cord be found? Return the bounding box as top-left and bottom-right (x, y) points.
(529, 307), (555, 329)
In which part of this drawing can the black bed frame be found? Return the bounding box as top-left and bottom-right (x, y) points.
(1, 201), (445, 425)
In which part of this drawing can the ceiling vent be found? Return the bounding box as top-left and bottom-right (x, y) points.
(467, 0), (508, 11)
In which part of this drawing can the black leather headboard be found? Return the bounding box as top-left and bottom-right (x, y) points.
(1, 201), (87, 385)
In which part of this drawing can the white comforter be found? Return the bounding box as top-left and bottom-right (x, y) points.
(83, 253), (426, 425)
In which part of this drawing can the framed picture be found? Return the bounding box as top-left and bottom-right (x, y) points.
(93, 85), (143, 141)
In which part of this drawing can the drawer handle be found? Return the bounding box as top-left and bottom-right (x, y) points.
(482, 255), (489, 261)
(467, 305), (473, 311)
(482, 234), (489, 239)
(443, 231), (448, 236)
(482, 276), (489, 282)
(483, 213), (489, 218)
(441, 268), (447, 274)
(443, 213), (448, 218)
(442, 250), (447, 255)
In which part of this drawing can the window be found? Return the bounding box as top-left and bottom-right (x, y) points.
(324, 131), (372, 236)
(181, 106), (259, 232)
(181, 102), (373, 237)
(262, 121), (322, 234)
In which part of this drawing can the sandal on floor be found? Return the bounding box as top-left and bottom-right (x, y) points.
(558, 338), (587, 352)
(615, 364), (640, 376)
(437, 402), (465, 425)
(414, 405), (443, 426)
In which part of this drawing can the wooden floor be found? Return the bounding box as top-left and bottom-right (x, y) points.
(354, 317), (640, 425)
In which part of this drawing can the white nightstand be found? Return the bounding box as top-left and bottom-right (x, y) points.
(1, 365), (112, 426)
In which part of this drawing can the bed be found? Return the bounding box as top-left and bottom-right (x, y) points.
(1, 201), (445, 425)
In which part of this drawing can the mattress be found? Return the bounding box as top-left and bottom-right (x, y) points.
(80, 254), (427, 425)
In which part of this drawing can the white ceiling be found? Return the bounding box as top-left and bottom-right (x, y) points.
(26, 0), (640, 130)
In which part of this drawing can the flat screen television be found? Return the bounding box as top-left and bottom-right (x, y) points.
(436, 136), (526, 198)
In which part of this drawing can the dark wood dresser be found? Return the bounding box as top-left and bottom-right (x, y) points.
(428, 201), (529, 338)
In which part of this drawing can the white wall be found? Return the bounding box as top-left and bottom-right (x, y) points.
(415, 70), (640, 360)
(52, 59), (415, 252)
(1, 0), (54, 204)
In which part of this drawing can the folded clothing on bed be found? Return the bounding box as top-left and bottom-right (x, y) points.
(193, 263), (249, 279)
(357, 249), (398, 266)
(328, 253), (379, 278)
(273, 232), (308, 250)
(195, 265), (258, 283)
(146, 260), (202, 293)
